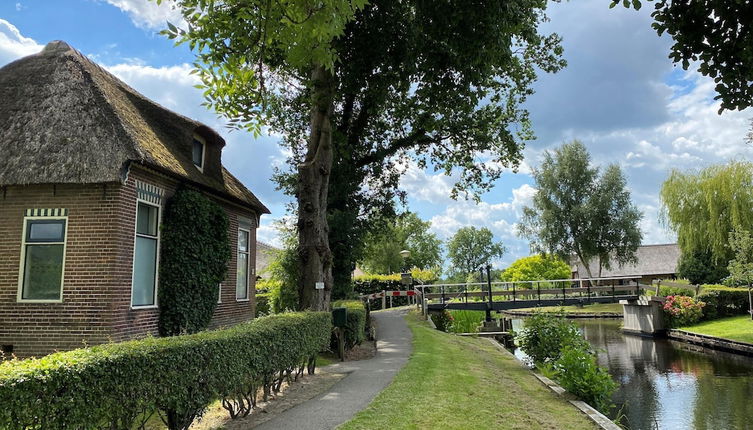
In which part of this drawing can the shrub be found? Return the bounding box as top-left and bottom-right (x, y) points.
(256, 293), (272, 316)
(515, 311), (589, 365)
(0, 312), (331, 430)
(678, 250), (728, 285)
(553, 346), (617, 413)
(662, 295), (705, 327)
(697, 285), (750, 319)
(430, 310), (454, 332)
(159, 188), (231, 336)
(659, 285), (697, 297)
(332, 300), (368, 349)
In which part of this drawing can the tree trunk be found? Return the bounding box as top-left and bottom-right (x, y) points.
(297, 65), (335, 311)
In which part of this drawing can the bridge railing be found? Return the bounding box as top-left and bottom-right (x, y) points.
(423, 276), (645, 306)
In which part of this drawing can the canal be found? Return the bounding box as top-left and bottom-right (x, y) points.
(511, 318), (753, 430)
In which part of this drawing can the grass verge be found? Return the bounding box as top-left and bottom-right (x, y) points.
(679, 315), (753, 343)
(340, 312), (596, 430)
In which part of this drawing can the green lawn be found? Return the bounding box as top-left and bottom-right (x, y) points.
(679, 315), (753, 344)
(512, 303), (623, 314)
(340, 312), (596, 430)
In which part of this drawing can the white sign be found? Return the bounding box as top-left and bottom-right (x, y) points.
(315, 282), (325, 290)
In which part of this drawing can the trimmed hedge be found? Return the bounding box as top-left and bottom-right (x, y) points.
(0, 312), (331, 430)
(332, 300), (368, 349)
(697, 285), (751, 319)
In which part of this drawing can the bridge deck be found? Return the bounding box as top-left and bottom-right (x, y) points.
(427, 295), (637, 312)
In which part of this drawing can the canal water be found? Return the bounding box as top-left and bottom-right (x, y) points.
(511, 318), (753, 430)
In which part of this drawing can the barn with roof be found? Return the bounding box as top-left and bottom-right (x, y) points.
(570, 244), (681, 284)
(0, 41), (270, 357)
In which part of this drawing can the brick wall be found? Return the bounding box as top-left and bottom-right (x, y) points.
(0, 165), (258, 357)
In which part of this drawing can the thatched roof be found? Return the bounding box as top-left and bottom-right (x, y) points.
(0, 40), (269, 214)
(256, 241), (281, 277)
(571, 244), (681, 278)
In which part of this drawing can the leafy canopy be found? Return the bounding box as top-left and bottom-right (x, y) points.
(501, 254), (571, 282)
(447, 226), (505, 277)
(519, 140), (642, 279)
(727, 227), (753, 288)
(360, 212), (443, 274)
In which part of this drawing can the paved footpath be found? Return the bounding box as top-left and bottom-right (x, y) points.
(255, 308), (413, 430)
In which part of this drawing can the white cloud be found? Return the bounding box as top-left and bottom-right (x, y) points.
(104, 0), (185, 31)
(0, 19), (41, 65)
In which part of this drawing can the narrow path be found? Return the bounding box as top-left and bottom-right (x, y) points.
(254, 308), (413, 430)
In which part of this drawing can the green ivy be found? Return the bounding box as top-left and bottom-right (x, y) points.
(159, 188), (231, 336)
(0, 312), (331, 430)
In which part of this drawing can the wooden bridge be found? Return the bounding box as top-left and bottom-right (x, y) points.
(423, 276), (644, 312)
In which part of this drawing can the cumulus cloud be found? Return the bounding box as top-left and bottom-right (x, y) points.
(103, 0), (185, 31)
(0, 19), (41, 65)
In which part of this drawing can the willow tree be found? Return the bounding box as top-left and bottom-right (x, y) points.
(163, 0), (564, 309)
(519, 141), (643, 279)
(660, 161), (753, 267)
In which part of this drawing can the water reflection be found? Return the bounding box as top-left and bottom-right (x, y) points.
(511, 318), (753, 430)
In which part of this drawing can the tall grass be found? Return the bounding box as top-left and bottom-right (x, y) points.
(448, 310), (486, 333)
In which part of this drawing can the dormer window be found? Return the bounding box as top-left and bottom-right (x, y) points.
(192, 136), (205, 171)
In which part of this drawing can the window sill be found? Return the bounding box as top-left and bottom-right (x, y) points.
(17, 299), (63, 304)
(236, 298), (250, 302)
(130, 304), (158, 310)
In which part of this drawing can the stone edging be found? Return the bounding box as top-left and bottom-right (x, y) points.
(426, 314), (437, 330)
(484, 339), (620, 430)
(502, 310), (623, 319)
(668, 329), (753, 356)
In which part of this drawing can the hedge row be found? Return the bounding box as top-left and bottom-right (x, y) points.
(332, 300), (368, 349)
(0, 312), (331, 430)
(697, 285), (751, 319)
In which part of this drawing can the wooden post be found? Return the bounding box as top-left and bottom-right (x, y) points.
(337, 327), (345, 362)
(389, 294), (393, 308)
(381, 290), (386, 309)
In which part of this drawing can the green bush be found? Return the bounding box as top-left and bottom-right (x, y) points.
(159, 188), (231, 336)
(430, 310), (454, 332)
(515, 311), (589, 365)
(659, 285), (697, 297)
(678, 250), (728, 285)
(553, 346), (617, 413)
(662, 295), (705, 327)
(256, 292), (272, 316)
(697, 285), (750, 319)
(332, 300), (368, 349)
(0, 312), (331, 430)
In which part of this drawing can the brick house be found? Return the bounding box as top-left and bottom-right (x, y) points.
(0, 41), (270, 357)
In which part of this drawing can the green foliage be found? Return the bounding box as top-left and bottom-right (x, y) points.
(658, 285), (696, 298)
(552, 346), (617, 413)
(261, 222), (299, 312)
(662, 295), (705, 328)
(678, 250), (728, 285)
(661, 161), (753, 266)
(332, 300), (368, 349)
(615, 0), (753, 112)
(727, 227), (753, 289)
(255, 292), (271, 317)
(447, 226), (505, 278)
(430, 310), (454, 332)
(447, 310), (486, 333)
(352, 269), (435, 310)
(515, 311), (589, 365)
(360, 212), (443, 274)
(519, 141), (643, 279)
(697, 286), (751, 320)
(501, 254), (571, 282)
(0, 312), (331, 430)
(159, 188), (230, 336)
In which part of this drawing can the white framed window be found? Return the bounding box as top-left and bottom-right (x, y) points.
(17, 213), (68, 303)
(236, 228), (250, 301)
(192, 135), (205, 172)
(131, 200), (160, 308)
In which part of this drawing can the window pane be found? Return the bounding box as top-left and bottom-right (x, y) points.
(238, 229), (249, 252)
(133, 236), (157, 306)
(136, 203), (158, 236)
(23, 244), (63, 300)
(237, 253), (248, 299)
(28, 221), (65, 242)
(192, 139), (204, 167)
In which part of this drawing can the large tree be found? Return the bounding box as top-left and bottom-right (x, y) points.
(447, 226), (505, 280)
(360, 212), (443, 275)
(164, 0), (564, 309)
(660, 161), (753, 270)
(616, 0), (753, 112)
(519, 140), (643, 279)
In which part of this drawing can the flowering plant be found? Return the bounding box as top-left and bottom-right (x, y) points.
(431, 310), (454, 332)
(663, 295), (705, 327)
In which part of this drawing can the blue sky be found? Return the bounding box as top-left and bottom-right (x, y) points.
(2, 0), (751, 268)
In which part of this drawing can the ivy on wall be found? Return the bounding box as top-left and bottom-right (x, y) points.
(158, 187), (231, 336)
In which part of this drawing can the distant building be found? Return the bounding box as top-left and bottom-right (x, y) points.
(571, 244), (681, 284)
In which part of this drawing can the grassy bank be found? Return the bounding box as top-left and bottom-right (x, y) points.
(340, 312), (596, 429)
(679, 315), (753, 343)
(510, 303), (623, 315)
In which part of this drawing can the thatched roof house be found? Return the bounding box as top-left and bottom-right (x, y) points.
(0, 41), (270, 358)
(571, 244), (681, 283)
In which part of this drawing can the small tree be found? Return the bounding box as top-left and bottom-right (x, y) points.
(501, 254), (571, 283)
(447, 227), (505, 279)
(519, 141), (643, 280)
(727, 227), (753, 319)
